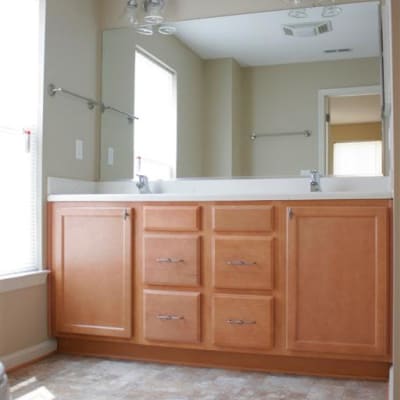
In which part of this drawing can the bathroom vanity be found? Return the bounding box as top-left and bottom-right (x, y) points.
(47, 180), (392, 380)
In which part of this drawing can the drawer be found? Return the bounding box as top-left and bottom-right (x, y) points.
(212, 237), (273, 290)
(143, 235), (200, 287)
(144, 290), (201, 344)
(143, 206), (200, 232)
(212, 294), (274, 350)
(212, 205), (274, 233)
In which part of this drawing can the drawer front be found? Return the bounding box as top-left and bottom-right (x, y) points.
(213, 294), (274, 350)
(212, 206), (274, 233)
(144, 206), (200, 232)
(143, 236), (200, 287)
(213, 237), (274, 290)
(144, 290), (201, 344)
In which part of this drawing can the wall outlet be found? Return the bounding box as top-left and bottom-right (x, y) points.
(75, 140), (83, 160)
(107, 147), (114, 166)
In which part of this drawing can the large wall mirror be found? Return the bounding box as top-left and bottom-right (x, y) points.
(100, 1), (385, 181)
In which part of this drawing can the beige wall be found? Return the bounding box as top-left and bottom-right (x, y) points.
(100, 29), (204, 179)
(242, 57), (381, 176)
(0, 286), (48, 357)
(203, 58), (243, 177)
(231, 60), (243, 176)
(203, 59), (233, 177)
(43, 0), (101, 181)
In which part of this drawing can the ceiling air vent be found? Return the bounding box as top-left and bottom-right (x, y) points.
(282, 21), (333, 37)
(324, 48), (353, 54)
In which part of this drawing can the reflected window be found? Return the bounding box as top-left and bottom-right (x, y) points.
(326, 91), (383, 176)
(134, 49), (177, 180)
(333, 140), (382, 176)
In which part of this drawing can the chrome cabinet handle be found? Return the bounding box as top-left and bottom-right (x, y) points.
(157, 314), (184, 321)
(226, 319), (256, 326)
(226, 260), (257, 266)
(156, 258), (185, 263)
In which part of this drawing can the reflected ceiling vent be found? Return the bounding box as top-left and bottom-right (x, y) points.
(283, 21), (333, 37)
(324, 48), (353, 54)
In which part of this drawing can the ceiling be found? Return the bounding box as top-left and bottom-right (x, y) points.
(329, 94), (382, 124)
(172, 2), (381, 66)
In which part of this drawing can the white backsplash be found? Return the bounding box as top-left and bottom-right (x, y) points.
(48, 176), (393, 201)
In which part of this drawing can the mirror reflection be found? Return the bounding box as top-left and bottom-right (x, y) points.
(100, 1), (384, 181)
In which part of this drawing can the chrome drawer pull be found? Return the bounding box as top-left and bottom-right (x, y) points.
(226, 260), (257, 266)
(156, 258), (185, 264)
(226, 319), (256, 326)
(157, 314), (185, 321)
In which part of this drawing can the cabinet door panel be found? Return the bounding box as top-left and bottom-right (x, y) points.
(212, 237), (273, 290)
(53, 207), (132, 338)
(212, 206), (274, 233)
(143, 235), (200, 286)
(144, 290), (201, 344)
(213, 294), (274, 350)
(143, 206), (200, 232)
(287, 206), (389, 356)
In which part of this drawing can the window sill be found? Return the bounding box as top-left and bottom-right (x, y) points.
(0, 270), (49, 294)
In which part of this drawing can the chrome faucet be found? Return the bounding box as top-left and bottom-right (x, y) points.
(310, 169), (321, 192)
(136, 174), (151, 194)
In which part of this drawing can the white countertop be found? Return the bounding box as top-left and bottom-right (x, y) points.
(47, 177), (393, 202)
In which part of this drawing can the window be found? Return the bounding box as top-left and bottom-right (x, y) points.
(134, 49), (177, 180)
(0, 0), (42, 276)
(333, 141), (383, 176)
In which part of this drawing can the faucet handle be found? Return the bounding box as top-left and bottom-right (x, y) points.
(136, 174), (151, 194)
(310, 169), (321, 192)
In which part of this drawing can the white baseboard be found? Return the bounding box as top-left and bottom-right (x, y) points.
(1, 339), (57, 371)
(388, 366), (393, 400)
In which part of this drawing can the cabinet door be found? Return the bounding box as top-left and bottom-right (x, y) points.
(286, 206), (389, 356)
(52, 207), (132, 338)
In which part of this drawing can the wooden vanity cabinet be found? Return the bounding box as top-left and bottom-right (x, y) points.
(286, 205), (390, 357)
(49, 205), (133, 339)
(49, 199), (392, 380)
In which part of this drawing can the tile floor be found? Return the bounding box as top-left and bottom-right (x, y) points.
(7, 355), (387, 400)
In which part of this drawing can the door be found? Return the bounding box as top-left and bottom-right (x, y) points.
(286, 205), (389, 356)
(52, 206), (133, 338)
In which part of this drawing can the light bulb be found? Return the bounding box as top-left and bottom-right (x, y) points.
(322, 5), (342, 17)
(136, 24), (154, 36)
(289, 8), (308, 18)
(143, 0), (165, 25)
(158, 25), (176, 35)
(126, 0), (138, 25)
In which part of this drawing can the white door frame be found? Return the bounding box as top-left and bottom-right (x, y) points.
(317, 85), (382, 175)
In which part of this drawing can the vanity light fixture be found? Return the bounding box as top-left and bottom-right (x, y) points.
(321, 2), (343, 18)
(287, 0), (309, 18)
(124, 0), (176, 36)
(286, 0), (343, 19)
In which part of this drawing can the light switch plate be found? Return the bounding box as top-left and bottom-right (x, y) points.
(107, 147), (114, 166)
(75, 140), (83, 160)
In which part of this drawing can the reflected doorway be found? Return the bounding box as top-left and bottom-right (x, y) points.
(318, 86), (383, 176)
